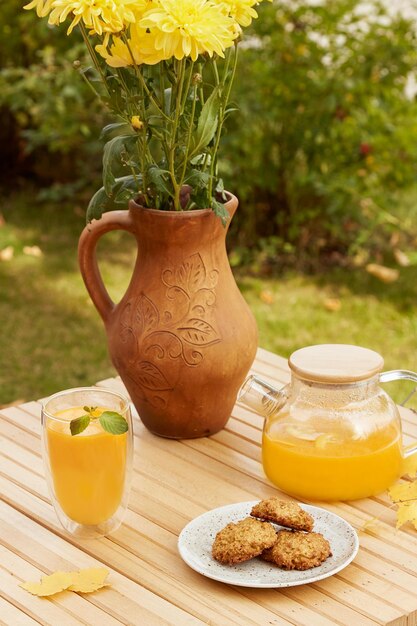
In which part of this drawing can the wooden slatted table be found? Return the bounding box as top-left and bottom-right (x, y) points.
(1, 347), (417, 626)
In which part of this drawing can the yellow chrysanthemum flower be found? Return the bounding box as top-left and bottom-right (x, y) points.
(96, 38), (133, 68)
(217, 0), (259, 28)
(47, 0), (138, 35)
(130, 0), (156, 20)
(139, 0), (237, 61)
(96, 25), (165, 67)
(23, 0), (53, 18)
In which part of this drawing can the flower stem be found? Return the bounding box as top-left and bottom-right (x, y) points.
(180, 60), (194, 115)
(122, 34), (170, 123)
(208, 45), (239, 200)
(179, 82), (198, 195)
(79, 23), (111, 98)
(169, 59), (186, 210)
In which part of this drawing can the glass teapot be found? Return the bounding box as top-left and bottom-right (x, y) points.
(239, 344), (417, 501)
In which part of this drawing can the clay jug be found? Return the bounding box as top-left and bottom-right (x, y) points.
(78, 193), (258, 438)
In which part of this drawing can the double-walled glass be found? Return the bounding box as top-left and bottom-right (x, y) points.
(41, 387), (133, 538)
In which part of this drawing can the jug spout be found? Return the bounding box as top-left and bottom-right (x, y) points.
(238, 375), (287, 417)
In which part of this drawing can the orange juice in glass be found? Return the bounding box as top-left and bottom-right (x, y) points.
(42, 387), (133, 538)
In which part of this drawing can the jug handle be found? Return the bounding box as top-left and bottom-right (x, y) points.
(379, 369), (417, 458)
(78, 210), (135, 324)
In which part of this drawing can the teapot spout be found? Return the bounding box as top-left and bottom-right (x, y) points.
(238, 375), (287, 418)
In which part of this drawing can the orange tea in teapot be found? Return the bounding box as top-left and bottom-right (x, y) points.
(240, 344), (417, 502)
(262, 417), (402, 501)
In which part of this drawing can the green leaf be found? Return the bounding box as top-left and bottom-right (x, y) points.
(189, 87), (220, 160)
(103, 135), (136, 196)
(190, 153), (211, 166)
(83, 406), (97, 414)
(185, 169), (210, 190)
(164, 87), (172, 115)
(147, 165), (172, 197)
(77, 66), (100, 81)
(215, 178), (228, 202)
(86, 176), (140, 222)
(224, 106), (239, 120)
(211, 198), (229, 227)
(114, 175), (139, 200)
(70, 415), (90, 436)
(86, 186), (114, 222)
(99, 411), (129, 435)
(216, 178), (224, 192)
(113, 178), (138, 204)
(100, 122), (133, 140)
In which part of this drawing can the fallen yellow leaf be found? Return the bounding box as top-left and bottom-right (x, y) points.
(323, 298), (341, 312)
(260, 290), (274, 304)
(401, 451), (417, 477)
(393, 248), (410, 267)
(23, 245), (43, 258)
(0, 246), (14, 261)
(68, 568), (109, 593)
(366, 263), (399, 283)
(388, 480), (417, 529)
(20, 571), (74, 596)
(20, 567), (110, 597)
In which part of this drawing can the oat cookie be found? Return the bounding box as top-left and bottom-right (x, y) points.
(262, 529), (332, 570)
(212, 517), (277, 565)
(251, 497), (314, 532)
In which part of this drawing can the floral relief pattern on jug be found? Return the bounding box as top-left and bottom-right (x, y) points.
(116, 252), (222, 410)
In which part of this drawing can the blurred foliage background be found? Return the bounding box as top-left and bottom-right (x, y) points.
(4, 0), (417, 259)
(226, 0), (417, 267)
(0, 1), (105, 186)
(1, 0), (417, 404)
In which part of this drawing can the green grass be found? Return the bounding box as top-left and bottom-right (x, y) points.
(1, 189), (417, 406)
(0, 190), (133, 405)
(238, 270), (417, 367)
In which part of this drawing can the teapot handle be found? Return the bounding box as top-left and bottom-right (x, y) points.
(78, 210), (135, 324)
(379, 369), (417, 459)
(238, 375), (288, 417)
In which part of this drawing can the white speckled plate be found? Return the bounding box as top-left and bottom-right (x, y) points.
(178, 501), (359, 588)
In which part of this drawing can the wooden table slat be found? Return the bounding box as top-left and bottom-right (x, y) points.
(0, 596), (42, 626)
(1, 348), (417, 626)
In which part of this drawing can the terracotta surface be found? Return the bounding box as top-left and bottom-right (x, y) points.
(78, 194), (258, 438)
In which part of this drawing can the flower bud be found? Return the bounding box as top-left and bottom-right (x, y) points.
(192, 73), (202, 84)
(131, 115), (144, 131)
(73, 60), (81, 69)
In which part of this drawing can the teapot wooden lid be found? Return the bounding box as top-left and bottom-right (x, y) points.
(288, 344), (384, 383)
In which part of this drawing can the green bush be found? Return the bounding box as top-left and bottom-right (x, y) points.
(0, 3), (105, 185)
(225, 0), (417, 260)
(3, 0), (417, 261)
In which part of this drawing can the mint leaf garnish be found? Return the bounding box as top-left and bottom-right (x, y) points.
(99, 411), (129, 435)
(69, 407), (128, 436)
(70, 415), (90, 436)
